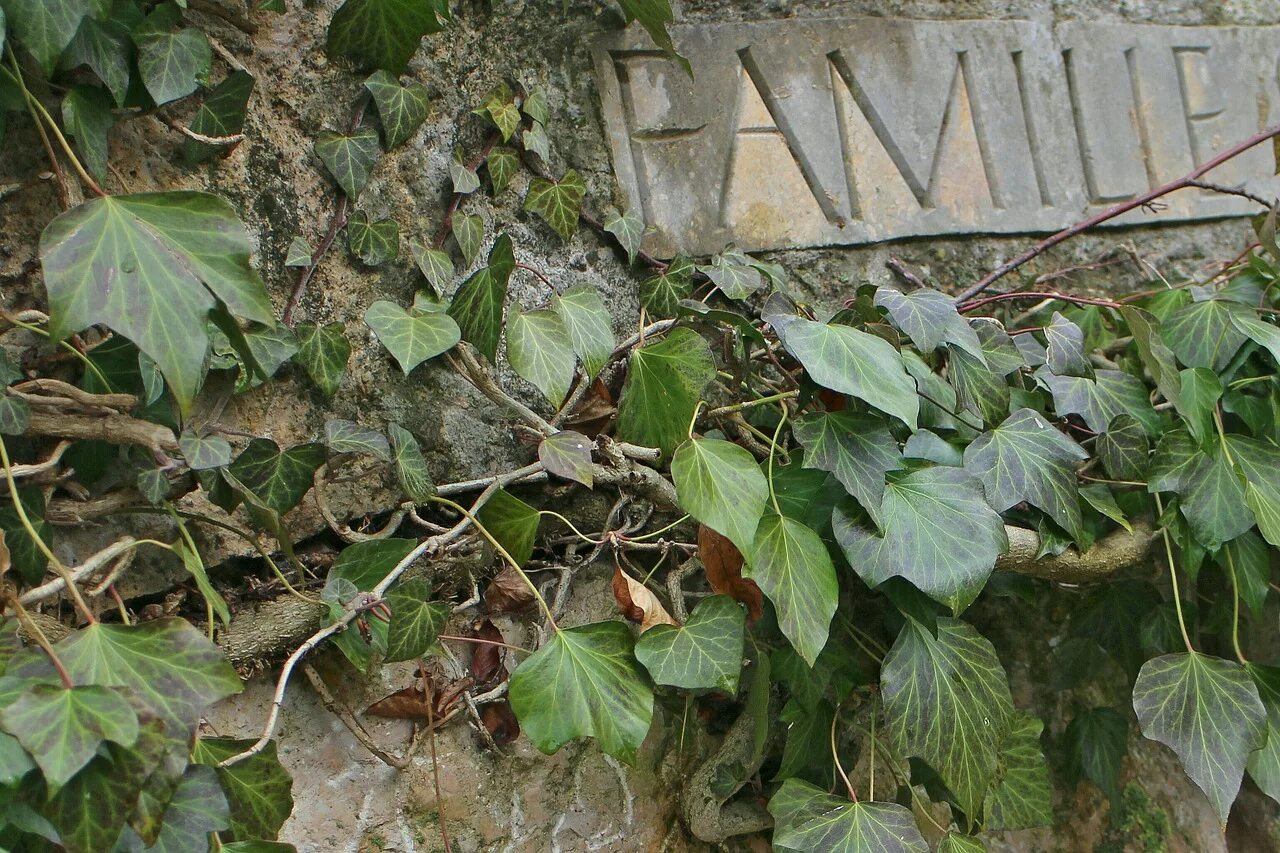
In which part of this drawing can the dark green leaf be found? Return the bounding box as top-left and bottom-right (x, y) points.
(539, 431), (593, 488)
(323, 418), (390, 460)
(747, 514), (838, 666)
(1226, 435), (1280, 548)
(363, 70), (428, 148)
(326, 0), (448, 72)
(447, 234), (515, 360)
(616, 327), (715, 456)
(1163, 298), (1250, 371)
(0, 486), (51, 586)
(365, 300), (460, 373)
(0, 395), (29, 435)
(551, 286), (614, 379)
(0, 684), (137, 788)
(1222, 531), (1269, 618)
(183, 70), (254, 165)
(477, 489), (539, 567)
(1232, 311), (1280, 368)
(616, 0), (690, 77)
(388, 423), (434, 503)
(346, 210), (399, 266)
(486, 145), (519, 194)
(986, 713), (1053, 830)
(293, 322), (350, 397)
(4, 0), (102, 74)
(937, 833), (988, 853)
(1045, 311), (1093, 379)
(769, 778), (928, 852)
(833, 468), (1007, 613)
(1064, 707), (1128, 803)
(1179, 444), (1253, 549)
(136, 27), (211, 105)
(61, 16), (131, 104)
(1133, 652), (1266, 824)
(523, 170), (585, 240)
(1178, 367), (1222, 445)
(792, 412), (901, 526)
(874, 286), (983, 359)
(408, 240), (453, 292)
(700, 248), (762, 299)
(509, 621), (653, 763)
(384, 578), (449, 662)
(61, 84), (113, 183)
(506, 308), (575, 406)
(1080, 483), (1131, 531)
(1038, 368), (1160, 435)
(43, 744), (146, 853)
(451, 212), (483, 266)
(634, 595), (744, 692)
(314, 127), (380, 198)
(226, 440), (325, 516)
(881, 617), (1014, 818)
(328, 538), (417, 591)
(179, 431), (232, 470)
(972, 318), (1026, 375)
(949, 346), (1010, 427)
(174, 539), (231, 626)
(640, 258), (694, 318)
(603, 208), (645, 264)
(1097, 414), (1149, 481)
(672, 437), (768, 558)
(145, 765), (229, 853)
(1121, 306), (1183, 411)
(191, 738), (293, 842)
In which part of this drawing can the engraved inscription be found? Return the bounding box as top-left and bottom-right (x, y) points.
(592, 19), (1280, 255)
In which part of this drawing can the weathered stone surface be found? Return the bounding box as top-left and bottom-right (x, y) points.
(595, 19), (1280, 255)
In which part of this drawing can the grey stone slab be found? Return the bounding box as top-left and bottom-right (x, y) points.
(592, 18), (1280, 256)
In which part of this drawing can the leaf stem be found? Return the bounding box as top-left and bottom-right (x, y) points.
(686, 400), (706, 441)
(705, 389), (799, 418)
(625, 513), (690, 542)
(5, 596), (73, 688)
(767, 407), (788, 517)
(3, 54), (106, 198)
(438, 633), (531, 654)
(1, 313), (115, 392)
(1224, 546), (1248, 665)
(1153, 494), (1195, 654)
(830, 709), (858, 802)
(538, 509), (604, 545)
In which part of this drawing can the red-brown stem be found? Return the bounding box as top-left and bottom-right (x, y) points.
(430, 132), (502, 250)
(959, 290), (1123, 314)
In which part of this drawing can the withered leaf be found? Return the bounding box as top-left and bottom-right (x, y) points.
(480, 700), (521, 747)
(470, 618), (507, 685)
(698, 525), (763, 622)
(612, 566), (678, 632)
(484, 565), (536, 613)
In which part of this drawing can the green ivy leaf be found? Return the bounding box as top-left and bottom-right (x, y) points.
(476, 489), (539, 567)
(1133, 652), (1266, 825)
(314, 127), (380, 199)
(62, 16), (131, 105)
(43, 743), (147, 853)
(986, 713), (1053, 830)
(1096, 414), (1149, 481)
(1120, 306), (1184, 412)
(191, 737), (294, 842)
(551, 286), (614, 379)
(226, 439), (325, 516)
(346, 210), (399, 266)
(672, 437), (768, 558)
(1064, 707), (1128, 803)
(449, 147), (480, 194)
(1178, 367), (1222, 445)
(328, 538), (417, 591)
(61, 84), (113, 183)
(293, 322), (350, 397)
(388, 423), (434, 503)
(451, 212), (483, 266)
(174, 539), (232, 627)
(1163, 298), (1250, 371)
(509, 621), (653, 763)
(365, 300), (460, 373)
(769, 779), (929, 853)
(0, 394), (29, 435)
(408, 240), (454, 292)
(486, 145), (519, 194)
(539, 431), (593, 488)
(524, 169), (585, 240)
(938, 833), (988, 853)
(144, 765), (230, 853)
(362, 69), (428, 148)
(39, 192), (275, 414)
(1038, 368), (1161, 435)
(949, 345), (1011, 427)
(792, 411), (902, 527)
(0, 684), (138, 788)
(700, 248), (762, 299)
(135, 27), (212, 105)
(523, 120), (551, 161)
(603, 208), (645, 264)
(136, 467), (170, 505)
(1227, 435), (1280, 548)
(384, 578), (449, 662)
(1080, 483), (1132, 532)
(962, 408), (1088, 542)
(506, 308), (575, 406)
(4, 0), (101, 74)
(833, 468), (1007, 613)
(747, 514), (838, 666)
(1232, 311), (1280, 368)
(640, 257), (693, 317)
(773, 317), (918, 427)
(873, 286), (983, 359)
(179, 431), (232, 470)
(326, 0), (448, 73)
(881, 617), (1015, 819)
(634, 595), (744, 692)
(616, 327), (715, 456)
(1044, 311), (1093, 379)
(615, 0), (690, 77)
(0, 486), (52, 586)
(284, 236), (313, 268)
(476, 83), (520, 141)
(447, 234), (515, 360)
(323, 418), (390, 460)
(522, 87), (548, 125)
(1247, 664), (1280, 804)
(183, 70), (255, 165)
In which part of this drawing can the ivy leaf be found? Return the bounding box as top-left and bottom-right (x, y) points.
(672, 437), (769, 558)
(314, 127), (380, 199)
(506, 308), (575, 406)
(962, 408), (1088, 542)
(384, 578), (449, 662)
(603, 208), (645, 264)
(509, 621), (653, 763)
(873, 287), (983, 359)
(323, 418), (390, 460)
(365, 300), (460, 374)
(143, 765), (229, 853)
(388, 423), (434, 503)
(8, 618), (242, 736)
(881, 617), (1015, 818)
(1224, 435), (1280, 548)
(551, 286), (614, 380)
(408, 240), (453, 292)
(700, 248), (762, 299)
(1132, 652), (1266, 825)
(284, 237), (312, 267)
(451, 212), (483, 266)
(1080, 483), (1132, 532)
(747, 514), (838, 666)
(136, 27), (212, 105)
(1120, 306), (1184, 411)
(616, 0), (690, 77)
(43, 744), (147, 853)
(640, 257), (693, 317)
(61, 84), (113, 183)
(1178, 367), (1222, 445)
(0, 486), (52, 586)
(1163, 298), (1250, 371)
(327, 538), (417, 590)
(1064, 707), (1128, 803)
(40, 192), (275, 414)
(522, 120), (551, 161)
(792, 412), (901, 526)
(949, 346), (1010, 427)
(362, 70), (428, 148)
(938, 833), (988, 853)
(293, 322), (350, 397)
(0, 395), (29, 435)
(1222, 531), (1269, 617)
(634, 595), (744, 692)
(226, 439), (325, 516)
(1231, 311), (1280, 368)
(521, 87), (549, 126)
(346, 210), (399, 266)
(1037, 368), (1160, 435)
(539, 431), (593, 488)
(773, 317), (918, 427)
(174, 539), (231, 627)
(769, 779), (929, 853)
(1096, 414), (1149, 481)
(449, 147), (480, 194)
(1045, 312), (1094, 379)
(0, 684), (138, 788)
(326, 0), (448, 73)
(523, 170), (585, 240)
(476, 83), (520, 141)
(617, 327), (715, 456)
(62, 16), (131, 105)
(183, 70), (255, 165)
(486, 146), (519, 194)
(191, 738), (294, 842)
(137, 467), (170, 505)
(476, 489), (539, 567)
(447, 234), (515, 360)
(833, 468), (1008, 613)
(3, 0), (102, 74)
(1167, 443), (1253, 549)
(986, 713), (1053, 830)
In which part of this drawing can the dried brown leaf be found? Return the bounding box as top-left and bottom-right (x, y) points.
(698, 525), (763, 622)
(365, 685), (432, 720)
(612, 566), (677, 632)
(484, 565), (535, 613)
(470, 618), (507, 685)
(561, 377), (616, 438)
(480, 700), (520, 747)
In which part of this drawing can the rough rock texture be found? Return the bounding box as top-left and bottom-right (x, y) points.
(5, 0), (1280, 849)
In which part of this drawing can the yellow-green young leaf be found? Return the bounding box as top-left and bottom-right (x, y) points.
(448, 233), (515, 360)
(539, 430), (593, 488)
(384, 579), (449, 662)
(486, 146), (519, 194)
(346, 210), (399, 266)
(294, 322), (350, 397)
(315, 127), (380, 199)
(874, 286), (983, 359)
(0, 684), (138, 788)
(792, 411), (901, 527)
(551, 286), (614, 379)
(135, 27), (212, 105)
(179, 431), (232, 470)
(986, 713), (1053, 830)
(363, 69), (429, 148)
(524, 170), (585, 240)
(61, 84), (113, 183)
(476, 82), (520, 141)
(634, 595), (745, 692)
(174, 540), (231, 626)
(184, 70), (254, 165)
(408, 239), (454, 292)
(603, 208), (645, 264)
(768, 779), (929, 853)
(226, 440), (325, 516)
(938, 833), (988, 853)
(881, 618), (1015, 819)
(1133, 653), (1267, 825)
(326, 0), (449, 73)
(389, 423), (435, 503)
(834, 468), (1007, 614)
(747, 514), (837, 666)
(40, 192), (275, 414)
(616, 328), (715, 456)
(506, 308), (575, 406)
(143, 765), (230, 853)
(476, 489), (540, 567)
(451, 212), (484, 265)
(365, 300), (460, 374)
(192, 737), (294, 842)
(509, 621), (654, 763)
(672, 438), (768, 558)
